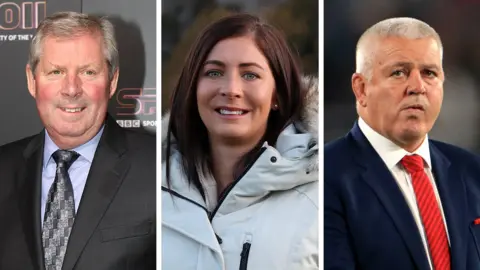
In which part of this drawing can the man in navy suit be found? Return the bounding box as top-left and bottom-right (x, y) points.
(325, 17), (480, 270)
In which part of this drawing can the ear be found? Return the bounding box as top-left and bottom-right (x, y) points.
(352, 73), (368, 107)
(109, 68), (119, 98)
(271, 89), (278, 110)
(26, 64), (36, 98)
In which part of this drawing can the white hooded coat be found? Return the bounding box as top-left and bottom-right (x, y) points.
(161, 76), (319, 270)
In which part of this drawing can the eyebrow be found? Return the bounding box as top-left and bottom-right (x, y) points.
(203, 60), (265, 70)
(46, 61), (99, 70)
(387, 61), (441, 71)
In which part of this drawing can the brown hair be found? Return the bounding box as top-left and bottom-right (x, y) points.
(166, 13), (305, 197)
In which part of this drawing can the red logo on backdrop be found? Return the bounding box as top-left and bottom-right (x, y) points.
(0, 1), (46, 31)
(116, 87), (156, 116)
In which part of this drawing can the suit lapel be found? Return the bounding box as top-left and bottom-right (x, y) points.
(62, 116), (131, 270)
(429, 142), (467, 270)
(17, 131), (46, 270)
(350, 123), (430, 270)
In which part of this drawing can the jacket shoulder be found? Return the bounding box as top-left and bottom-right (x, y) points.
(324, 134), (354, 158)
(122, 129), (156, 153)
(293, 181), (319, 208)
(0, 134), (38, 158)
(324, 134), (358, 179)
(430, 139), (480, 164)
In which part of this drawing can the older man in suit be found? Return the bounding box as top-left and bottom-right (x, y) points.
(0, 12), (155, 270)
(325, 17), (480, 270)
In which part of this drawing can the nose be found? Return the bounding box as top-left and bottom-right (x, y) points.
(406, 70), (426, 95)
(219, 75), (242, 98)
(61, 73), (82, 97)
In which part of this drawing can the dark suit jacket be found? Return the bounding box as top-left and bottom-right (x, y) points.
(0, 115), (156, 270)
(325, 122), (480, 270)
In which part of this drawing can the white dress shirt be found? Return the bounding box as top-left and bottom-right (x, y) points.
(358, 117), (450, 270)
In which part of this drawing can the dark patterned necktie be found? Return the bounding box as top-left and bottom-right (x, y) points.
(42, 149), (80, 270)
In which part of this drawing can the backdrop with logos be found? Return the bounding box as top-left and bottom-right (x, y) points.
(0, 0), (156, 146)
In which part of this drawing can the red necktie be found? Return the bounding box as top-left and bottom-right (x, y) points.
(401, 154), (451, 270)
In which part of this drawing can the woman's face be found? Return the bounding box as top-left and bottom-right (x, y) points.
(196, 36), (276, 146)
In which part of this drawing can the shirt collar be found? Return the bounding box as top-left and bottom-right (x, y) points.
(43, 125), (105, 169)
(358, 117), (432, 170)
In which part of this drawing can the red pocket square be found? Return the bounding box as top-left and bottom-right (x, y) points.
(474, 218), (480, 225)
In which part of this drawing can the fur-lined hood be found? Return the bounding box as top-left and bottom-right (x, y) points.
(161, 75), (319, 171)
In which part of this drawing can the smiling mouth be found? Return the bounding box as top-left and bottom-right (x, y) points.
(60, 107), (86, 113)
(215, 108), (248, 115)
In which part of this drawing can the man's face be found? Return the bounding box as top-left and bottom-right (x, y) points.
(26, 32), (118, 148)
(353, 36), (444, 150)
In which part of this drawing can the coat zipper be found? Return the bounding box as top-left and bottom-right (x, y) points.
(165, 146), (267, 248)
(239, 234), (252, 270)
(209, 146), (267, 221)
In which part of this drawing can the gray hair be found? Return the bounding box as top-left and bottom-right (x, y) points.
(28, 11), (119, 80)
(355, 17), (443, 80)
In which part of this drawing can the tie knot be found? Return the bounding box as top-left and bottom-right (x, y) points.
(52, 150), (80, 170)
(401, 154), (425, 174)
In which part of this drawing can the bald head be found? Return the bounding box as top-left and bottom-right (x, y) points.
(355, 17), (443, 80)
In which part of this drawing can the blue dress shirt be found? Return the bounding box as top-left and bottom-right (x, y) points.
(41, 126), (104, 224)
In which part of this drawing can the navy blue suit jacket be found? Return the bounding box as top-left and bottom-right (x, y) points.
(325, 122), (480, 270)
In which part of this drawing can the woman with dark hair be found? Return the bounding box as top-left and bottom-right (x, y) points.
(162, 13), (319, 270)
